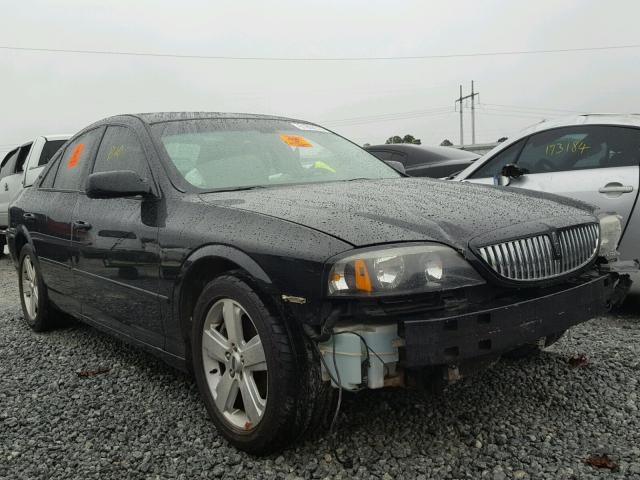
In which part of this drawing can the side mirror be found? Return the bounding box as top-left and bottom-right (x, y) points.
(384, 160), (406, 175)
(86, 170), (154, 199)
(501, 163), (528, 179)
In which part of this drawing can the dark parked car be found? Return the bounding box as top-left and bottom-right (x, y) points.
(7, 112), (632, 454)
(365, 143), (480, 177)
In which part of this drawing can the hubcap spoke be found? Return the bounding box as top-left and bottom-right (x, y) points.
(222, 300), (244, 344)
(215, 372), (239, 413)
(242, 335), (267, 371)
(26, 260), (34, 282)
(22, 257), (37, 319)
(203, 328), (230, 363)
(239, 375), (266, 424)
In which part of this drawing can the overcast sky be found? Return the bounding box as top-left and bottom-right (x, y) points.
(1, 0), (639, 155)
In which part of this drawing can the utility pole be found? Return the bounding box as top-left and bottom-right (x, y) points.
(458, 85), (464, 145)
(471, 80), (476, 145)
(454, 81), (480, 147)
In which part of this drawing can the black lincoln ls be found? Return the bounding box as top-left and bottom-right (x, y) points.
(6, 112), (633, 453)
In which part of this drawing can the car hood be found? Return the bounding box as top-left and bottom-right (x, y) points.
(200, 178), (597, 251)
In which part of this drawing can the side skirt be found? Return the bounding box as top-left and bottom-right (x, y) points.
(77, 313), (189, 373)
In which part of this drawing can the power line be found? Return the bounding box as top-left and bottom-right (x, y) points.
(1, 44), (639, 62)
(475, 110), (548, 120)
(322, 106), (452, 124)
(324, 109), (455, 127)
(480, 103), (583, 114)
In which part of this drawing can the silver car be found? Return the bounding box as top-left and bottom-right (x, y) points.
(455, 114), (640, 264)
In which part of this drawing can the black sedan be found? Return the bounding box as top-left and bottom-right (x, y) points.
(365, 143), (480, 177)
(6, 112), (631, 454)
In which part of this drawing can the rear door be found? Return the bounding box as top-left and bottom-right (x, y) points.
(466, 126), (640, 229)
(72, 125), (163, 347)
(28, 128), (104, 315)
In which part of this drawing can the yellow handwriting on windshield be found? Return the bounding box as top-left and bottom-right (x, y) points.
(545, 141), (590, 156)
(107, 145), (125, 161)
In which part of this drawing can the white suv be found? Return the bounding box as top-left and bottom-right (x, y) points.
(0, 134), (70, 254)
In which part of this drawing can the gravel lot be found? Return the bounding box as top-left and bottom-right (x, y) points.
(1, 248), (639, 480)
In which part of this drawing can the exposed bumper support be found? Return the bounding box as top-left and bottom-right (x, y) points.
(403, 275), (613, 367)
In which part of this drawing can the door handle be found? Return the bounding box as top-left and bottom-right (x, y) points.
(73, 220), (92, 231)
(23, 212), (35, 221)
(599, 184), (634, 194)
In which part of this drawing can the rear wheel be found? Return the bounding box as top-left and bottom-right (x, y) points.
(191, 273), (335, 454)
(503, 330), (566, 359)
(0, 233), (6, 257)
(18, 245), (59, 332)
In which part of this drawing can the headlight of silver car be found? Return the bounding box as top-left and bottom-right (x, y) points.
(327, 244), (485, 296)
(598, 214), (622, 261)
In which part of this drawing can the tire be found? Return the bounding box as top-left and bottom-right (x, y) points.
(503, 330), (566, 359)
(18, 244), (59, 332)
(0, 233), (6, 257)
(191, 273), (335, 454)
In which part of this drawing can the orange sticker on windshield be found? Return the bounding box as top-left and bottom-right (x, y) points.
(67, 144), (85, 168)
(280, 134), (312, 147)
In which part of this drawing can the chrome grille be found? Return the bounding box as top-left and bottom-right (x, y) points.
(477, 224), (599, 281)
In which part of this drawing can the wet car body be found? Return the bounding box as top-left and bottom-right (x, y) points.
(6, 112), (631, 453)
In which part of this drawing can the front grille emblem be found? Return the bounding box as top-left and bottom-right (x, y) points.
(549, 231), (562, 260)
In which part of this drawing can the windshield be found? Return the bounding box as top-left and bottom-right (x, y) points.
(151, 118), (399, 190)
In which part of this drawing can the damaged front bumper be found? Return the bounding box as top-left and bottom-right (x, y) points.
(403, 274), (611, 367)
(318, 264), (634, 391)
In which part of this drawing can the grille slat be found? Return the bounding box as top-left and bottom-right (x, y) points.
(478, 224), (599, 282)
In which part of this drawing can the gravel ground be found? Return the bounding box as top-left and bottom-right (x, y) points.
(1, 248), (639, 480)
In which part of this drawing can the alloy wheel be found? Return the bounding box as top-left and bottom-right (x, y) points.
(201, 298), (268, 430)
(22, 255), (39, 320)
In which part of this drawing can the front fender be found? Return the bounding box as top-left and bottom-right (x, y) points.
(171, 243), (277, 326)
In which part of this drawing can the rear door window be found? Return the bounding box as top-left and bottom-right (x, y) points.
(52, 129), (103, 191)
(40, 155), (61, 189)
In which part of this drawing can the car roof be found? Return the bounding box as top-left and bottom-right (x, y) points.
(366, 143), (480, 161)
(131, 112), (313, 125)
(514, 113), (640, 137)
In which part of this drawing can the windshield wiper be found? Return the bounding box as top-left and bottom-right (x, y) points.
(208, 185), (268, 193)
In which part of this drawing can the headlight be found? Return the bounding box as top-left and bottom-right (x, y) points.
(327, 244), (485, 296)
(598, 214), (622, 261)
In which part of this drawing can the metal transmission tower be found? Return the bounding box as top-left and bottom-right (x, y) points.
(455, 81), (480, 146)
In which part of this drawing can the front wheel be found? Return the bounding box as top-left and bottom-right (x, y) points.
(0, 233), (6, 257)
(191, 273), (335, 454)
